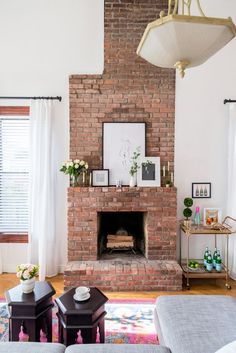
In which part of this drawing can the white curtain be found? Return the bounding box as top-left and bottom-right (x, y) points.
(227, 103), (236, 280)
(28, 100), (58, 281)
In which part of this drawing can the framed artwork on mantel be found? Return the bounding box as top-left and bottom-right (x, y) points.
(137, 157), (161, 186)
(102, 122), (146, 186)
(91, 169), (109, 186)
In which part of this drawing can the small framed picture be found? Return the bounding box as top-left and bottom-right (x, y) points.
(192, 182), (211, 198)
(204, 208), (222, 226)
(137, 157), (160, 187)
(92, 169), (109, 186)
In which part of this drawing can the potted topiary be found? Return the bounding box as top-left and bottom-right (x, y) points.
(183, 197), (193, 227)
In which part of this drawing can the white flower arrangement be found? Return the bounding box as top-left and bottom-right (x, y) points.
(16, 264), (39, 281)
(60, 159), (89, 176)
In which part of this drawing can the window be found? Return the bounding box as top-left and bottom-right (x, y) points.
(0, 107), (29, 242)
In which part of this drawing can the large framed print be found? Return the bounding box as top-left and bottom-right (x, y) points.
(103, 122), (146, 186)
(137, 157), (161, 186)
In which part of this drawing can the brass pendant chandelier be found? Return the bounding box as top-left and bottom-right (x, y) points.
(137, 0), (236, 77)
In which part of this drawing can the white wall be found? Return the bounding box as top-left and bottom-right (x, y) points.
(0, 0), (104, 272)
(175, 0), (236, 257)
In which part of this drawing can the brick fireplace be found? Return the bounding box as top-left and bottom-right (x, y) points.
(64, 0), (182, 291)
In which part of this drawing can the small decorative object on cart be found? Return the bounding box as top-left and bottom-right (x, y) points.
(16, 263), (39, 293)
(183, 197), (193, 228)
(188, 260), (199, 270)
(194, 206), (200, 227)
(60, 159), (89, 187)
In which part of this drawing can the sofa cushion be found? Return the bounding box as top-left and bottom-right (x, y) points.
(154, 295), (236, 353)
(214, 340), (236, 353)
(65, 344), (171, 353)
(0, 342), (66, 353)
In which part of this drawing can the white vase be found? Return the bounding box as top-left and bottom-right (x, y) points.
(129, 174), (137, 187)
(20, 278), (36, 294)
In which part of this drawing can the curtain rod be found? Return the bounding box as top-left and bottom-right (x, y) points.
(0, 96), (62, 102)
(224, 99), (236, 104)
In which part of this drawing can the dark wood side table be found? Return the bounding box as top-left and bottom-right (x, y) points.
(5, 281), (55, 342)
(55, 287), (108, 346)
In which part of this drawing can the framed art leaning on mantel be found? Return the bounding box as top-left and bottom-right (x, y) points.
(92, 169), (109, 186)
(137, 157), (161, 187)
(102, 122), (146, 186)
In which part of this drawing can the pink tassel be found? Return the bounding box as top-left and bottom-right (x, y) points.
(76, 330), (83, 344)
(19, 325), (29, 342)
(40, 329), (48, 342)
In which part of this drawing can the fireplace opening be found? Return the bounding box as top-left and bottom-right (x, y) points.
(97, 211), (146, 258)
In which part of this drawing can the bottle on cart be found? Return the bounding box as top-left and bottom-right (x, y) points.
(213, 247), (218, 268)
(204, 247), (209, 267)
(194, 206), (200, 227)
(215, 254), (222, 272)
(206, 254), (213, 272)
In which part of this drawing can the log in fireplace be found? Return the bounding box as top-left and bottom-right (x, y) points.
(97, 211), (146, 257)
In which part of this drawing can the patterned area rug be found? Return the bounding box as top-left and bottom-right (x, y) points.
(0, 299), (158, 344)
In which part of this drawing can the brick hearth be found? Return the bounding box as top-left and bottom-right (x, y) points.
(64, 260), (182, 292)
(65, 0), (182, 291)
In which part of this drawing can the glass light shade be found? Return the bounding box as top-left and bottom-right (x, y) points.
(137, 15), (236, 77)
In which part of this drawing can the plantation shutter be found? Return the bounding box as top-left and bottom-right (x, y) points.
(0, 116), (29, 233)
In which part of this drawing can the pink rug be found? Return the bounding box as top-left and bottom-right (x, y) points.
(1, 299), (158, 344)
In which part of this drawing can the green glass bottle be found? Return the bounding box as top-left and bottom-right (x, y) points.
(204, 247), (209, 267)
(206, 254), (213, 272)
(213, 248), (218, 268)
(215, 254), (222, 272)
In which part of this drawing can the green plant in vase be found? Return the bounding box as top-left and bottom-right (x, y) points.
(129, 148), (152, 187)
(165, 180), (172, 187)
(129, 150), (141, 187)
(183, 197), (193, 227)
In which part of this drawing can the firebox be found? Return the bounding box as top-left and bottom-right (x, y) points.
(97, 211), (146, 258)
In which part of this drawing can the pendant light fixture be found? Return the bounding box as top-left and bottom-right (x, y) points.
(137, 0), (236, 77)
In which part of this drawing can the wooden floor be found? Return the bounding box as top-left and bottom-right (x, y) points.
(0, 273), (236, 299)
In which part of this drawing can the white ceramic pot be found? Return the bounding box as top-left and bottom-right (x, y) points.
(20, 278), (36, 294)
(129, 175), (137, 187)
